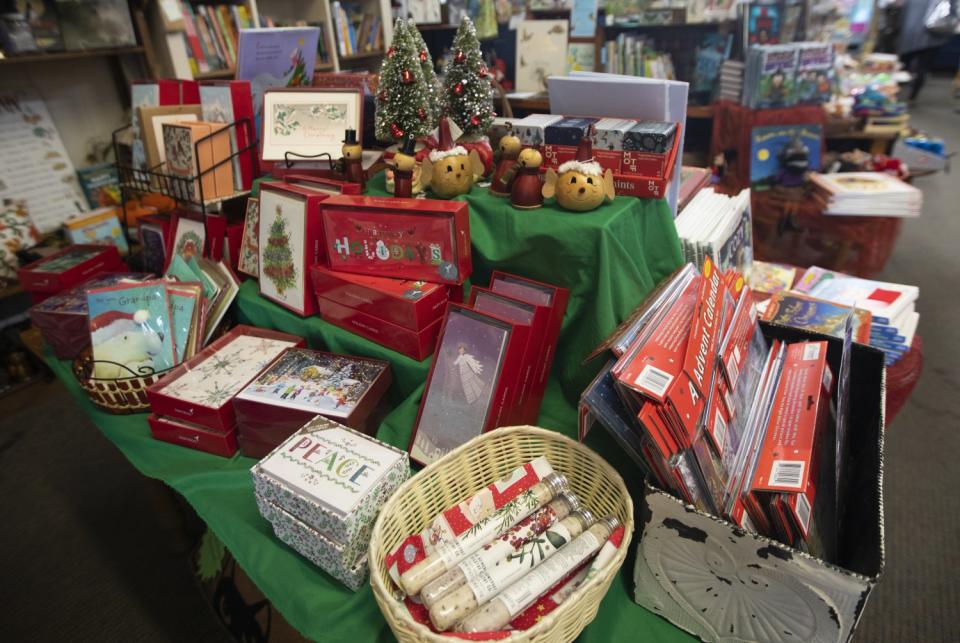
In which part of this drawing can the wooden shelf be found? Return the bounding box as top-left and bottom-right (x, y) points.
(316, 62), (335, 72)
(687, 105), (715, 118)
(603, 19), (734, 32)
(339, 50), (385, 61)
(416, 23), (457, 31)
(195, 68), (235, 80)
(0, 46), (144, 66)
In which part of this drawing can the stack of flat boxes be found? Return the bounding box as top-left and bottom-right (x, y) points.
(251, 417), (409, 590)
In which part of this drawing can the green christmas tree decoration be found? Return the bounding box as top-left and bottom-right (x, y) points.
(441, 17), (495, 138)
(262, 205), (297, 295)
(408, 19), (440, 127)
(375, 19), (432, 143)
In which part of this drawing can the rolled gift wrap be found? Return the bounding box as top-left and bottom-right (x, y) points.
(429, 508), (594, 632)
(421, 492), (579, 609)
(454, 515), (620, 634)
(399, 473), (568, 597)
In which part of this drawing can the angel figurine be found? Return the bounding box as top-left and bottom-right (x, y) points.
(454, 343), (485, 404)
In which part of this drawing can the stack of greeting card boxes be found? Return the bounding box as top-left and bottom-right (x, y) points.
(251, 416), (409, 590)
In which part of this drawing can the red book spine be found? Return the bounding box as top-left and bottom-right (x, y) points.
(229, 81), (257, 188)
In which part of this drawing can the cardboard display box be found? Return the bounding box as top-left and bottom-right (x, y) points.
(633, 323), (885, 643)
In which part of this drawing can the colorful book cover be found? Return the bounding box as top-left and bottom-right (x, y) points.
(749, 124), (822, 187)
(755, 45), (797, 109)
(749, 261), (796, 295)
(235, 27), (321, 140)
(86, 280), (177, 378)
(76, 163), (122, 209)
(747, 2), (781, 45)
(64, 207), (129, 255)
(795, 42), (834, 104)
(761, 292), (872, 344)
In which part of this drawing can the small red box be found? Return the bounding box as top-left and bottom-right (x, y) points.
(543, 144), (622, 174)
(283, 174), (363, 195)
(232, 347), (392, 452)
(18, 245), (124, 298)
(258, 181), (330, 316)
(316, 296), (442, 361)
(310, 265), (450, 332)
(237, 433), (278, 459)
(147, 325), (304, 432)
(621, 150), (670, 178)
(611, 123), (682, 199)
(148, 414), (239, 458)
(320, 194), (471, 285)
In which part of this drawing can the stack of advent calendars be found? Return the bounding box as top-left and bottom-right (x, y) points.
(251, 416), (409, 590)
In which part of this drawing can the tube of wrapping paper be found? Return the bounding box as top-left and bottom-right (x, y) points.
(386, 457), (555, 585)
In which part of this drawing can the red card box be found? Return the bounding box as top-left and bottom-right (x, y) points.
(237, 433), (279, 460)
(148, 414), (239, 458)
(258, 181), (330, 316)
(199, 80), (257, 189)
(146, 325), (305, 433)
(316, 296), (442, 361)
(612, 123), (682, 199)
(18, 245), (124, 297)
(232, 347), (392, 452)
(283, 174), (363, 195)
(310, 265), (450, 332)
(320, 195), (471, 285)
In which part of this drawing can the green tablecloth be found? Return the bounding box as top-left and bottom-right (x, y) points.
(46, 178), (693, 643)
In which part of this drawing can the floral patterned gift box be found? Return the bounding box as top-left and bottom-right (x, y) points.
(251, 416), (409, 570)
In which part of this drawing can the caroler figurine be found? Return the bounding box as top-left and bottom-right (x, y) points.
(338, 128), (365, 191)
(542, 134), (615, 212)
(489, 124), (521, 197)
(421, 118), (484, 199)
(391, 135), (418, 199)
(510, 148), (544, 210)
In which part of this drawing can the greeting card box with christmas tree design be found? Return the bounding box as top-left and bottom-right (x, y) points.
(320, 195), (471, 285)
(310, 265), (450, 331)
(234, 348), (391, 447)
(251, 416), (409, 569)
(315, 296), (444, 361)
(257, 181), (328, 317)
(147, 413), (240, 458)
(18, 244), (124, 298)
(147, 325), (304, 433)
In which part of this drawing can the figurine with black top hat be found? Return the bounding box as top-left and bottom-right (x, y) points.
(340, 128), (365, 190)
(392, 135), (418, 198)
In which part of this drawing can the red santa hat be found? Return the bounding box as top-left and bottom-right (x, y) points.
(428, 118), (467, 162)
(557, 129), (603, 177)
(90, 309), (150, 345)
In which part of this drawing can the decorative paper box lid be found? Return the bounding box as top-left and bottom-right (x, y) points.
(17, 244), (123, 294)
(319, 195), (471, 285)
(147, 325), (304, 432)
(251, 417), (409, 553)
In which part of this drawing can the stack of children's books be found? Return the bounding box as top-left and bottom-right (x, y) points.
(675, 187), (753, 276)
(742, 42), (834, 109)
(810, 172), (922, 218)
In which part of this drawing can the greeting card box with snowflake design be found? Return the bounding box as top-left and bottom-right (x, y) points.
(319, 195), (471, 286)
(234, 348), (391, 453)
(147, 325), (304, 432)
(251, 416), (408, 569)
(257, 181), (329, 317)
(18, 244), (124, 298)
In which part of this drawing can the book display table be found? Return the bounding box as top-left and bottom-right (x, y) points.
(43, 179), (693, 642)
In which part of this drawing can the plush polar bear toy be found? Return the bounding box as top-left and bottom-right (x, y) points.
(89, 309), (164, 379)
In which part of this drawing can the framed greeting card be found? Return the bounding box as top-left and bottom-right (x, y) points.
(260, 89), (362, 171)
(409, 305), (530, 466)
(165, 211), (206, 270)
(238, 197), (260, 277)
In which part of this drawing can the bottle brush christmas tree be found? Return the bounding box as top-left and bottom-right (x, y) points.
(375, 19), (433, 144)
(408, 19), (440, 126)
(262, 205), (297, 295)
(441, 17), (495, 139)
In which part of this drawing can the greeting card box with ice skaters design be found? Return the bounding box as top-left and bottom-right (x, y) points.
(147, 325), (303, 433)
(234, 348), (391, 455)
(251, 416), (409, 581)
(320, 195), (471, 285)
(18, 244), (123, 299)
(257, 181), (329, 317)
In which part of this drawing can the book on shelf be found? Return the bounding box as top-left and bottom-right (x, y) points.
(260, 16), (331, 66)
(603, 34), (674, 79)
(177, 2), (255, 76)
(331, 2), (381, 58)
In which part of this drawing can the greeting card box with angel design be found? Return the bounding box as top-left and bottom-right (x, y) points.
(147, 325), (304, 433)
(234, 348), (391, 449)
(408, 304), (531, 467)
(258, 181), (329, 317)
(320, 195), (471, 285)
(18, 244), (124, 298)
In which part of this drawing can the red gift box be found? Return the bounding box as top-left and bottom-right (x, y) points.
(613, 122), (682, 199)
(283, 174), (363, 195)
(18, 245), (124, 299)
(233, 347), (391, 453)
(148, 414), (239, 458)
(146, 325), (304, 433)
(237, 433), (279, 459)
(489, 272), (570, 421)
(310, 265), (450, 332)
(316, 296), (442, 361)
(320, 195), (471, 285)
(258, 181), (330, 316)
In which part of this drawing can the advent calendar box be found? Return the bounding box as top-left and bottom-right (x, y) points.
(18, 244), (124, 299)
(258, 181), (330, 317)
(251, 417), (408, 588)
(233, 347), (391, 452)
(320, 195), (471, 285)
(310, 265), (450, 331)
(315, 296), (443, 361)
(147, 325), (303, 433)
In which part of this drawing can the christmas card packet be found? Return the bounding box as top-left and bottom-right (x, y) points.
(165, 281), (203, 363)
(194, 258), (240, 344)
(86, 280), (177, 379)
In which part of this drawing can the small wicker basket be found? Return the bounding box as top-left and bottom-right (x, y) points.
(71, 346), (169, 414)
(368, 426), (633, 643)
